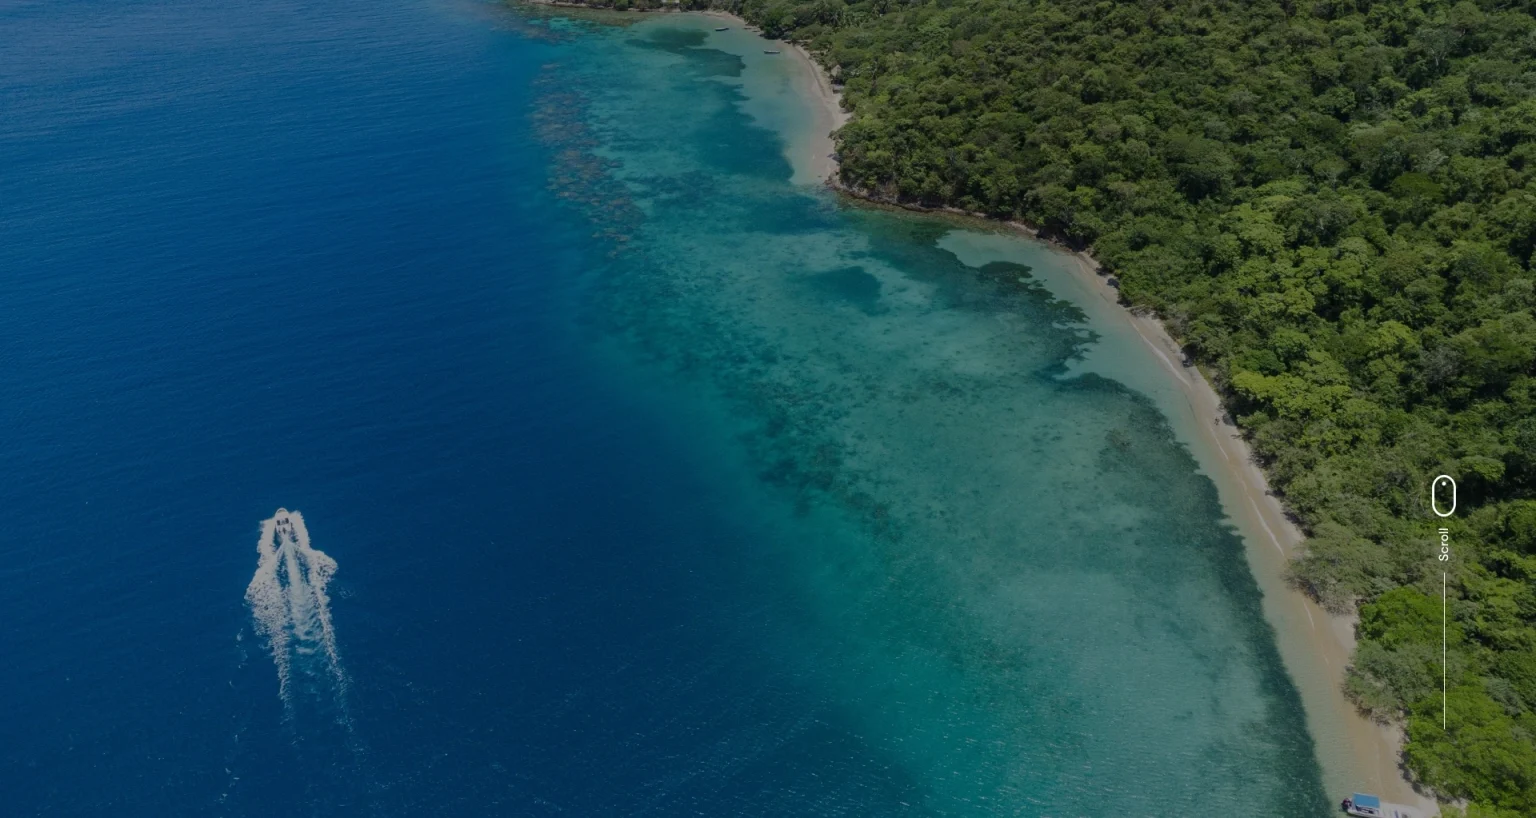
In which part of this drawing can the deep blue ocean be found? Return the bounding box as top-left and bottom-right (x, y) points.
(1, 0), (1331, 814)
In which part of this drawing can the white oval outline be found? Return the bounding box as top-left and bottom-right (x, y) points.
(1431, 475), (1456, 518)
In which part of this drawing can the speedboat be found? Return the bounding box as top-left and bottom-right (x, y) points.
(714, 26), (728, 31)
(763, 49), (781, 54)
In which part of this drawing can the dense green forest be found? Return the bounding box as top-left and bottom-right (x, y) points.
(536, 0), (1536, 811)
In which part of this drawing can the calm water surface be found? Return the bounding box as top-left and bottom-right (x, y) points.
(0, 0), (1329, 814)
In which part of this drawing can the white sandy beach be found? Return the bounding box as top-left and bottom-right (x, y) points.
(786, 40), (850, 178)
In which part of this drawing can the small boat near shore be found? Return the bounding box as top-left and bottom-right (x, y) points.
(714, 26), (728, 31)
(1341, 793), (1419, 818)
(763, 49), (781, 54)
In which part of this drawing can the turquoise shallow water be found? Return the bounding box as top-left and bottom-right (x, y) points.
(538, 12), (1330, 815)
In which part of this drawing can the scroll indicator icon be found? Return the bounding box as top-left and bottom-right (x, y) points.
(1431, 475), (1456, 518)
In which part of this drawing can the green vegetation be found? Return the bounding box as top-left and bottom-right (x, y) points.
(532, 0), (1536, 809)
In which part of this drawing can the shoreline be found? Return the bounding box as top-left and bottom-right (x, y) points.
(515, 4), (1434, 811)
(696, 9), (848, 183)
(1048, 241), (1438, 816)
(829, 185), (1436, 815)
(785, 39), (848, 183)
(525, 3), (849, 183)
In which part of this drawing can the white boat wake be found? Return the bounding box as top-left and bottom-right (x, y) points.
(245, 509), (348, 712)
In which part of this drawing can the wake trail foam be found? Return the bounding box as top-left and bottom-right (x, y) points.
(245, 509), (348, 711)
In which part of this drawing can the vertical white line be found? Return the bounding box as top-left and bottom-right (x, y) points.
(1443, 570), (1448, 730)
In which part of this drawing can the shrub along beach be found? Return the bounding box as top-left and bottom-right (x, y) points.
(529, 0), (1536, 813)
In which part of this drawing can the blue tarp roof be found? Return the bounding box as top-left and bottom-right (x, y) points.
(1352, 794), (1382, 808)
